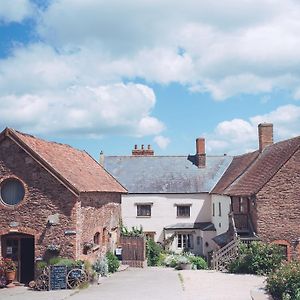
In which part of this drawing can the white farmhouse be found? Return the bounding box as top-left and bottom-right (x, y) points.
(103, 139), (232, 256)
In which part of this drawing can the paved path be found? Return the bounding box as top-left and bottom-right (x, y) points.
(179, 269), (269, 300)
(0, 267), (271, 300)
(71, 267), (184, 300)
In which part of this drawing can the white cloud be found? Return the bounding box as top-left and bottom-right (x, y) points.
(206, 104), (300, 154)
(0, 83), (164, 137)
(154, 135), (170, 149)
(2, 0), (300, 139)
(31, 0), (300, 99)
(250, 104), (300, 139)
(0, 0), (34, 23)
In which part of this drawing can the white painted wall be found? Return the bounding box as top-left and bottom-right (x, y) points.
(211, 194), (231, 236)
(121, 193), (214, 255)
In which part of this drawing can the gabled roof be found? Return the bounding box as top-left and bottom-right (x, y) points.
(104, 155), (232, 193)
(0, 128), (126, 195)
(213, 136), (300, 196)
(211, 151), (259, 194)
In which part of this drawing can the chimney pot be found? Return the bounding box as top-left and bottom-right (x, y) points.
(258, 123), (273, 152)
(132, 144), (154, 155)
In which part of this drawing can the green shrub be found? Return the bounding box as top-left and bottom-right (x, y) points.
(189, 256), (208, 270)
(228, 241), (284, 275)
(121, 225), (144, 237)
(55, 258), (76, 267)
(163, 254), (179, 268)
(267, 260), (300, 300)
(48, 257), (83, 268)
(36, 261), (47, 271)
(146, 238), (162, 266)
(48, 256), (62, 265)
(93, 257), (109, 277)
(106, 252), (120, 273)
(157, 252), (167, 266)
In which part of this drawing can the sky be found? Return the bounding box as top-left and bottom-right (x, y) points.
(0, 0), (300, 159)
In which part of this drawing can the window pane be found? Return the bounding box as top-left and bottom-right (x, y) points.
(1, 179), (25, 205)
(178, 234), (182, 248)
(188, 234), (194, 249)
(177, 206), (190, 217)
(137, 205), (151, 216)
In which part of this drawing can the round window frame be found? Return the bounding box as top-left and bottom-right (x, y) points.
(0, 177), (26, 207)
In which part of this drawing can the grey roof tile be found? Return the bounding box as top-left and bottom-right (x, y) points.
(104, 155), (232, 193)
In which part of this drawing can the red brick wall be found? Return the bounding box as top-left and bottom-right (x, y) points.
(78, 192), (121, 261)
(0, 137), (78, 260)
(256, 147), (300, 259)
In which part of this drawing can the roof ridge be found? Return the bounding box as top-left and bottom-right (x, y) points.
(252, 138), (300, 195)
(12, 128), (79, 151)
(105, 155), (233, 158)
(219, 151), (259, 194)
(224, 135), (300, 196)
(6, 128), (80, 195)
(83, 150), (127, 193)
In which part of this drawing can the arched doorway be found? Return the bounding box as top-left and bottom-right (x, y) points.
(1, 233), (34, 284)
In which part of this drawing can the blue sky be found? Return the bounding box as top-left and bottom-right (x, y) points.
(0, 0), (300, 159)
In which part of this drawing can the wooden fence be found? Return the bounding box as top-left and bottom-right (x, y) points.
(119, 236), (147, 268)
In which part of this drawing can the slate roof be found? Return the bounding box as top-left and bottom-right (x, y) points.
(1, 128), (126, 195)
(213, 136), (300, 196)
(104, 155), (232, 193)
(164, 222), (216, 231)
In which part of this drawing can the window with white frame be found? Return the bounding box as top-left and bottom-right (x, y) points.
(137, 204), (151, 217)
(177, 234), (193, 249)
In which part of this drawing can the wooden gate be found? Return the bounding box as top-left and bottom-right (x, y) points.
(120, 236), (146, 268)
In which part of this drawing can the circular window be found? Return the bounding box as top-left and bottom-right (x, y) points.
(0, 178), (25, 206)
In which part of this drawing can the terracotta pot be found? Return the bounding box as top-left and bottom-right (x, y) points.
(5, 271), (16, 281)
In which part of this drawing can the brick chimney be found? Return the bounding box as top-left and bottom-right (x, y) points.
(258, 123), (273, 152)
(99, 150), (104, 166)
(195, 138), (206, 168)
(132, 144), (154, 156)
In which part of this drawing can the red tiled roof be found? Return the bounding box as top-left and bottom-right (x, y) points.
(215, 136), (300, 196)
(211, 150), (259, 194)
(3, 128), (126, 194)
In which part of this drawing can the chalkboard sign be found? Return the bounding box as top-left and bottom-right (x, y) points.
(49, 265), (67, 290)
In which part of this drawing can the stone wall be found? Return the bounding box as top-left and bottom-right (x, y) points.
(256, 147), (300, 259)
(0, 137), (78, 260)
(78, 192), (121, 261)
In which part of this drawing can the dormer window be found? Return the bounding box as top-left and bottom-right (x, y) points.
(0, 178), (25, 206)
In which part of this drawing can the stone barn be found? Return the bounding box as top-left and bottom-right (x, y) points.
(0, 128), (126, 284)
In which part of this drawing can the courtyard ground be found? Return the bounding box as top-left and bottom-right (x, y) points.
(0, 267), (272, 300)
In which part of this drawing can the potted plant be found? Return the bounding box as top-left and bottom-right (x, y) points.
(3, 258), (16, 282)
(176, 256), (192, 270)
